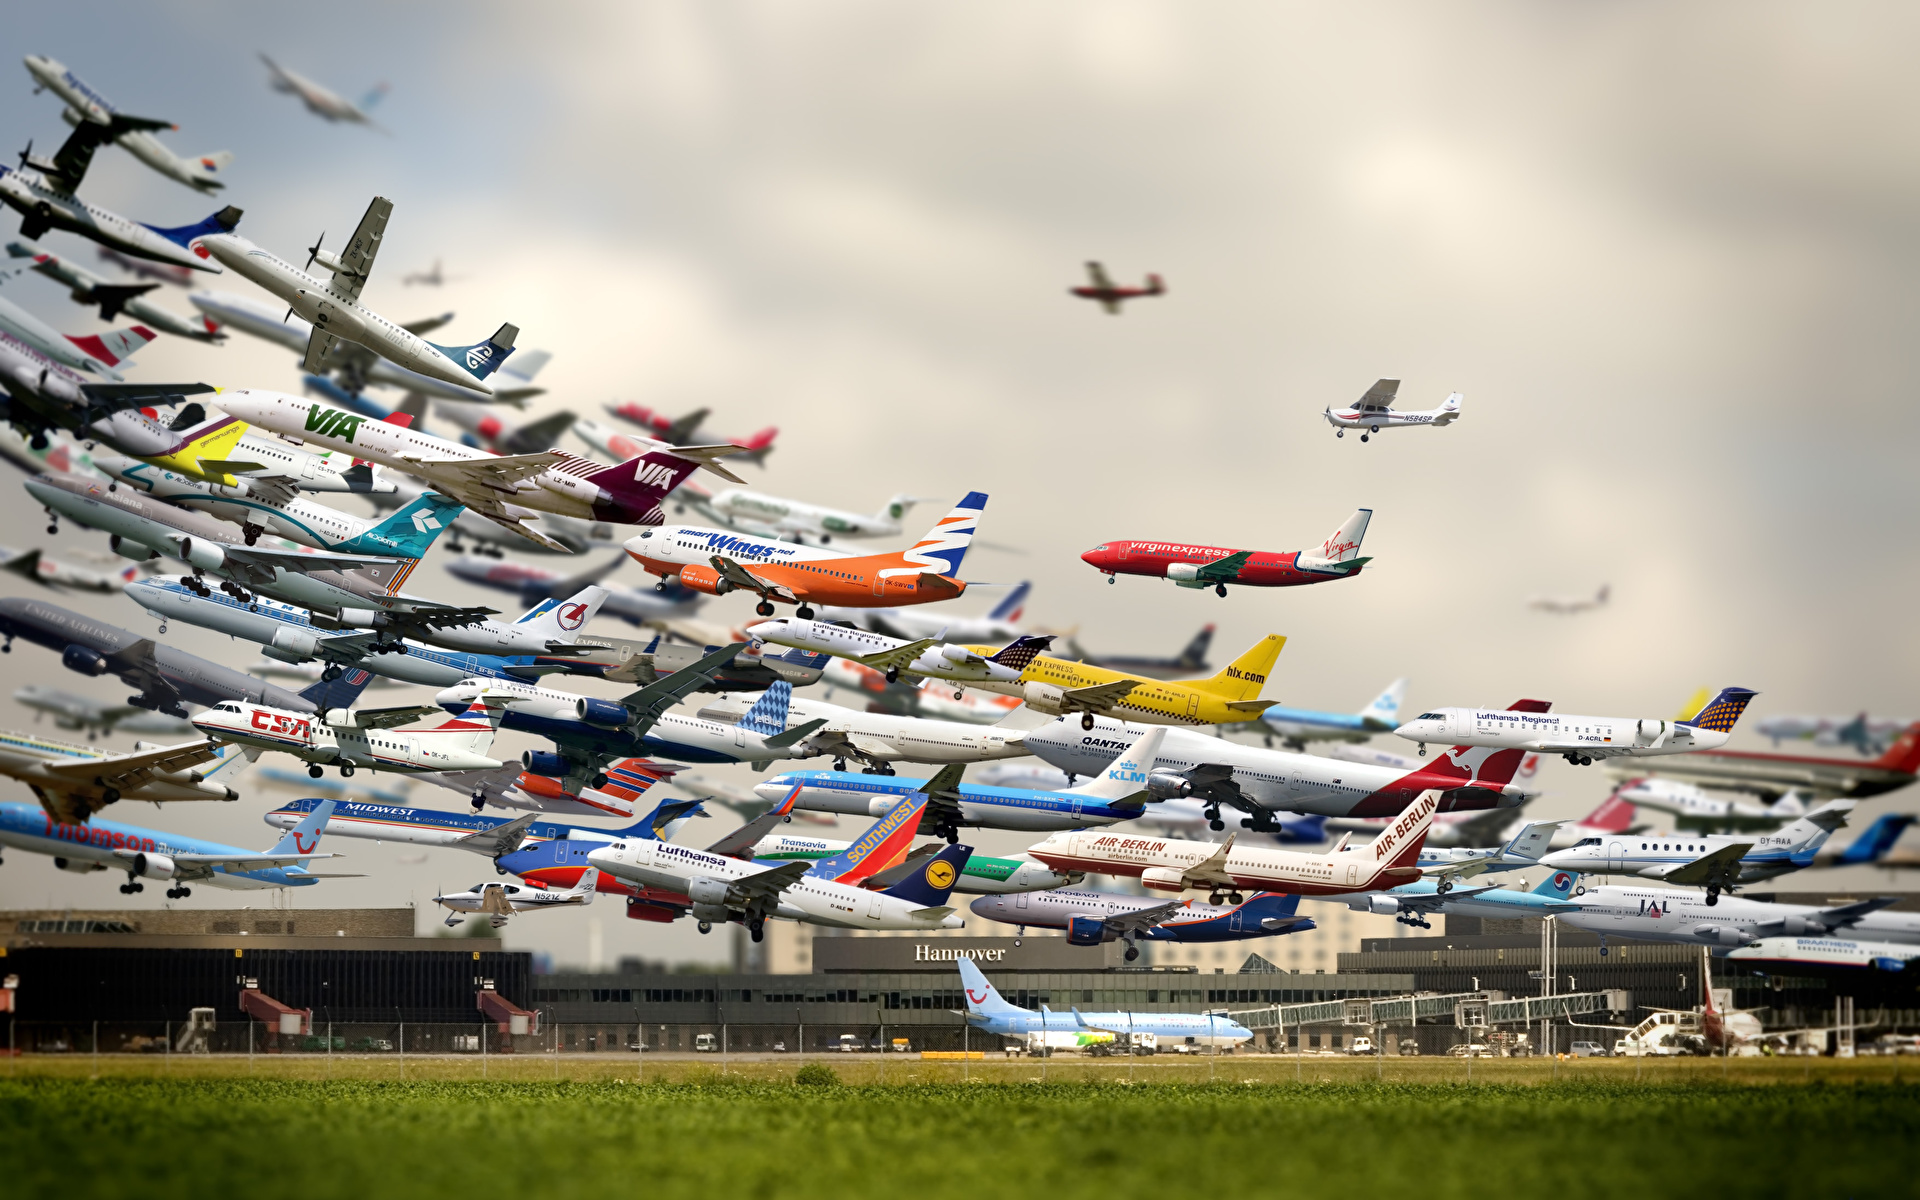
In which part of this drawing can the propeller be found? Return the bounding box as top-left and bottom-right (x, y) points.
(15, 140), (31, 169)
(286, 231), (327, 323)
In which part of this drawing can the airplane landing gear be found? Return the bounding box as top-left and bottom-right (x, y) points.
(165, 886), (191, 899)
(1124, 942), (1140, 962)
(1370, 424), (1380, 434)
(470, 791), (486, 812)
(1359, 434), (1369, 443)
(1228, 892), (1244, 905)
(99, 787), (120, 804)
(748, 915), (765, 943)
(1705, 887), (1720, 907)
(884, 668), (899, 683)
(1435, 877), (1454, 895)
(1215, 584), (1227, 597)
(1107, 574), (1115, 584)
(321, 664), (342, 681)
(796, 605), (815, 619)
(1081, 713), (1095, 731)
(307, 764), (323, 778)
(697, 921), (712, 934)
(339, 764), (356, 777)
(1205, 804), (1224, 832)
(756, 601), (775, 616)
(1336, 429), (1344, 438)
(833, 757), (846, 771)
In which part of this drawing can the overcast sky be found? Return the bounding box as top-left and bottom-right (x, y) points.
(3, 3), (1917, 967)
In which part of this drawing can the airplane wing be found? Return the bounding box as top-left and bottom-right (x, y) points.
(399, 452), (565, 496)
(1085, 262), (1115, 290)
(761, 717), (829, 751)
(204, 469), (300, 503)
(98, 640), (183, 714)
(1062, 679), (1139, 712)
(710, 555), (800, 602)
(1751, 896), (1901, 937)
(196, 542), (404, 584)
(914, 763), (969, 831)
(854, 638), (940, 674)
(616, 642), (752, 733)
(379, 607), (499, 635)
(1221, 699), (1278, 714)
(1658, 843), (1753, 888)
(452, 813), (540, 858)
(472, 511), (575, 554)
(339, 704), (446, 730)
(1097, 901), (1185, 936)
(1180, 835), (1238, 889)
(37, 739), (224, 787)
(1193, 551), (1253, 582)
(399, 312), (455, 337)
(302, 328), (343, 376)
(704, 788), (800, 859)
(1358, 379), (1401, 408)
(329, 197), (391, 305)
(727, 860), (810, 903)
(1390, 884), (1503, 912)
(664, 408), (711, 445)
(1533, 742), (1638, 760)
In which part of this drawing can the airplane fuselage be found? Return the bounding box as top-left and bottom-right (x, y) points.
(1558, 885), (1920, 947)
(752, 769), (1146, 833)
(1396, 707), (1729, 759)
(192, 700), (502, 775)
(0, 166), (219, 271)
(0, 800), (309, 890)
(1026, 827), (1425, 898)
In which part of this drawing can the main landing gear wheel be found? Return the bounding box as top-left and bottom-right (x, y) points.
(340, 764), (356, 777)
(748, 917), (766, 943)
(590, 773), (608, 789)
(100, 787), (120, 804)
(1435, 877), (1453, 895)
(697, 921), (712, 934)
(1215, 584), (1227, 597)
(321, 664), (342, 681)
(1207, 893), (1224, 906)
(833, 758), (846, 771)
(308, 764), (324, 779)
(756, 601), (775, 617)
(884, 668), (899, 683)
(796, 605), (815, 619)
(1228, 892), (1244, 905)
(1336, 429), (1344, 438)
(1370, 424), (1380, 434)
(1081, 713), (1096, 731)
(1705, 887), (1720, 907)
(1124, 944), (1140, 962)
(1359, 434), (1369, 443)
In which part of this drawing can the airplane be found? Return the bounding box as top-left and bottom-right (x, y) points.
(601, 403), (779, 465)
(1815, 813), (1919, 868)
(444, 554), (704, 627)
(9, 241), (220, 341)
(1024, 788), (1440, 903)
(96, 247), (194, 287)
(979, 633), (1287, 731)
(0, 596), (361, 716)
(417, 754), (683, 818)
(23, 57), (234, 193)
(813, 579), (1033, 644)
(1324, 379), (1463, 442)
(192, 693), (510, 781)
(41, 401), (389, 494)
(569, 633), (828, 693)
(668, 478), (929, 546)
(0, 290), (158, 380)
(262, 791), (706, 855)
(433, 402), (576, 456)
(1537, 800), (1857, 903)
(756, 728), (1169, 841)
(1081, 510), (1372, 597)
(1755, 712), (1908, 756)
(1024, 709), (1536, 826)
(958, 958), (1252, 1054)
(1554, 884), (1920, 950)
(188, 291), (554, 405)
(13, 684), (194, 739)
(1324, 869), (1584, 931)
(212, 390), (748, 551)
(366, 476), (603, 557)
(970, 889), (1315, 960)
(0, 797), (343, 897)
(621, 492), (988, 616)
(1328, 788), (1633, 853)
(0, 545), (136, 592)
(1529, 584), (1610, 615)
(1059, 624), (1214, 680)
(1257, 677), (1408, 750)
(403, 259), (449, 286)
(194, 198), (518, 397)
(260, 55), (388, 126)
(1395, 687), (1760, 766)
(689, 685), (1030, 771)
(0, 110), (240, 272)
(746, 833), (1079, 895)
(436, 868), (600, 929)
(748, 615), (1051, 689)
(0, 725), (236, 823)
(1727, 936), (1920, 974)
(964, 769), (1328, 844)
(1069, 261), (1165, 314)
(1603, 719), (1920, 801)
(1607, 776), (1806, 832)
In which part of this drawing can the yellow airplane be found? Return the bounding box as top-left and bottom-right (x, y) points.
(136, 413), (255, 485)
(963, 633), (1286, 728)
(110, 406), (374, 492)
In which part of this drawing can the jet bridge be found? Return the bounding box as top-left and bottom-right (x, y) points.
(1235, 988), (1633, 1034)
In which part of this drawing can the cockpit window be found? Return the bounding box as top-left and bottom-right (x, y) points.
(1416, 712), (1443, 721)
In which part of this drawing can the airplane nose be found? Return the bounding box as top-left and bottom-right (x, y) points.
(1079, 547), (1104, 567)
(432, 684), (471, 713)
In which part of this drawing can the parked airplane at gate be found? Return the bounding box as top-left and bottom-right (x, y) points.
(959, 958), (1251, 1053)
(1324, 379), (1462, 442)
(260, 55), (387, 126)
(1259, 677), (1407, 749)
(1069, 262), (1165, 314)
(0, 798), (340, 896)
(10, 241), (219, 340)
(1604, 721), (1920, 801)
(24, 56), (233, 192)
(622, 492), (988, 616)
(1556, 884), (1920, 949)
(194, 695), (510, 780)
(1537, 800), (1856, 902)
(1395, 687), (1759, 765)
(1082, 511), (1372, 597)
(436, 869), (599, 929)
(971, 889), (1315, 959)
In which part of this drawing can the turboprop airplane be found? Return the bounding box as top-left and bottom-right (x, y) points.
(1069, 261), (1165, 314)
(0, 797), (342, 897)
(0, 111), (240, 271)
(436, 868), (599, 929)
(192, 693), (510, 781)
(23, 56), (233, 192)
(971, 889), (1315, 960)
(1396, 687), (1760, 766)
(10, 241), (219, 340)
(0, 726), (236, 823)
(959, 958), (1252, 1053)
(1556, 884), (1920, 950)
(622, 492), (988, 616)
(1603, 721), (1920, 801)
(1027, 788), (1440, 902)
(602, 402), (779, 465)
(1258, 677), (1407, 749)
(748, 615), (1051, 690)
(1324, 379), (1462, 442)
(211, 390), (748, 551)
(260, 55), (388, 126)
(1537, 800), (1857, 902)
(958, 632), (1286, 730)
(1082, 510), (1372, 596)
(194, 197), (518, 396)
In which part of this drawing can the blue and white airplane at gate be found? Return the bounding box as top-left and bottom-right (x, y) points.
(957, 957), (1252, 1052)
(0, 799), (340, 898)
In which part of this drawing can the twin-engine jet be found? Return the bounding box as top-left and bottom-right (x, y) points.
(1082, 510), (1372, 596)
(1395, 688), (1758, 765)
(1324, 379), (1462, 442)
(24, 56), (233, 192)
(260, 55), (388, 127)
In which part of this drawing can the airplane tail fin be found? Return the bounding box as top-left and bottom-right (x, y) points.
(1532, 869), (1580, 899)
(1174, 623), (1215, 671)
(1580, 794), (1638, 834)
(1066, 727), (1167, 802)
(1145, 273), (1166, 295)
(987, 580), (1031, 624)
(359, 83), (391, 112)
(421, 695), (509, 757)
(1299, 509), (1372, 570)
(1193, 634), (1285, 700)
(737, 680), (793, 737)
(350, 490), (465, 558)
(1834, 813), (1917, 866)
(65, 324), (158, 370)
(612, 794), (706, 843)
(584, 445), (726, 518)
(877, 493), (919, 523)
(878, 842), (971, 907)
(190, 150), (234, 182)
(1499, 820), (1560, 863)
(1365, 791), (1440, 870)
(1872, 722), (1920, 773)
(985, 634), (1053, 672)
(807, 792), (928, 884)
(567, 866), (600, 899)
(513, 585), (611, 643)
(1432, 392), (1465, 425)
(1675, 687), (1712, 722)
(1359, 677), (1408, 727)
(297, 667), (373, 713)
(425, 322), (518, 385)
(143, 204), (242, 250)
(898, 492), (988, 579)
(1677, 687), (1758, 733)
(957, 956), (1024, 1017)
(1777, 800), (1858, 864)
(265, 798), (335, 858)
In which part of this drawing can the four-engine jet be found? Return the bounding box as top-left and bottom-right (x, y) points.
(1324, 379), (1462, 442)
(1069, 261), (1165, 314)
(1082, 510), (1373, 596)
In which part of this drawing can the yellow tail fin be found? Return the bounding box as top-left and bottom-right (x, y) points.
(1675, 687), (1710, 722)
(145, 416), (251, 486)
(1191, 634), (1285, 700)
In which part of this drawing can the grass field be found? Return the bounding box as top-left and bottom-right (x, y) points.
(2, 1059), (1913, 1199)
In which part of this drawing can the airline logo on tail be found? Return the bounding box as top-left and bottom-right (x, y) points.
(411, 510), (442, 533)
(1682, 687), (1758, 733)
(1375, 792), (1437, 860)
(925, 858), (957, 890)
(555, 602), (588, 631)
(897, 491), (987, 577)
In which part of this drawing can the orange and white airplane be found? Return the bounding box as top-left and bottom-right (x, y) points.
(623, 492), (987, 618)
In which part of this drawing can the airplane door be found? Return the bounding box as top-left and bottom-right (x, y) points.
(872, 572), (886, 597)
(865, 893), (882, 921)
(1186, 694), (1200, 720)
(1346, 863), (1359, 885)
(1608, 842), (1625, 872)
(733, 725), (747, 749)
(1228, 907), (1245, 933)
(1014, 891), (1029, 910)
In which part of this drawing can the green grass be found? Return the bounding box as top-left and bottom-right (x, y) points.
(1, 1069), (1913, 1199)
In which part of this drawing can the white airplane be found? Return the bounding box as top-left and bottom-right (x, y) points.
(1529, 584), (1609, 614)
(0, 726), (236, 822)
(403, 259), (449, 286)
(692, 687), (1030, 771)
(1754, 712), (1908, 756)
(192, 694), (509, 780)
(1025, 790), (1441, 903)
(433, 402), (577, 456)
(195, 197), (517, 397)
(1555, 884), (1920, 950)
(23, 56), (233, 193)
(1728, 936), (1920, 974)
(1537, 800), (1856, 902)
(1609, 776), (1804, 830)
(0, 291), (154, 379)
(815, 580), (1034, 644)
(0, 545), (135, 593)
(1256, 677), (1408, 750)
(10, 241), (219, 341)
(14, 684), (195, 739)
(436, 868), (598, 929)
(210, 390), (746, 551)
(748, 615), (1050, 689)
(1324, 379), (1462, 442)
(260, 55), (388, 126)
(1395, 687), (1759, 766)
(368, 477), (605, 557)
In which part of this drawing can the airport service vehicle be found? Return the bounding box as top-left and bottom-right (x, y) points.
(1026, 789), (1440, 902)
(1537, 801), (1857, 902)
(12, 684), (194, 739)
(193, 695), (509, 780)
(601, 402), (778, 463)
(194, 197), (517, 396)
(260, 55), (387, 125)
(0, 545), (136, 593)
(1025, 711), (1534, 825)
(24, 56), (233, 192)
(212, 390), (745, 550)
(748, 615), (1050, 691)
(262, 792), (704, 856)
(0, 726), (235, 823)
(1396, 687), (1759, 766)
(1607, 776), (1805, 831)
(622, 492), (987, 616)
(693, 688), (1028, 770)
(814, 580), (1032, 644)
(435, 868), (599, 929)
(1556, 884), (1920, 949)
(960, 958), (1252, 1053)
(970, 889), (1314, 959)
(1321, 869), (1582, 931)
(1728, 936), (1920, 973)
(10, 240), (218, 340)
(1324, 379), (1463, 442)
(1259, 677), (1407, 749)
(1604, 721), (1920, 801)
(445, 554), (703, 627)
(1081, 510), (1372, 597)
(1069, 261), (1165, 314)
(0, 798), (339, 896)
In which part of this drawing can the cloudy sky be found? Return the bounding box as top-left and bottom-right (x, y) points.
(3, 3), (1917, 966)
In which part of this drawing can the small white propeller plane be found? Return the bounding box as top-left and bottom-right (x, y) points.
(436, 868), (598, 929)
(1325, 379), (1463, 442)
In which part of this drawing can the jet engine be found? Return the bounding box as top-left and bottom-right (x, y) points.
(671, 563), (729, 596)
(107, 534), (157, 562)
(1145, 769), (1194, 800)
(1689, 924), (1749, 947)
(126, 852), (177, 880)
(265, 627), (320, 661)
(686, 878), (735, 907)
(938, 644), (975, 664)
(176, 536), (228, 573)
(60, 643), (109, 675)
(1165, 563), (1200, 582)
(521, 750), (570, 778)
(1779, 917), (1831, 937)
(688, 902), (732, 924)
(1140, 867), (1188, 892)
(1367, 895), (1404, 916)
(1066, 915), (1109, 946)
(1022, 682), (1068, 714)
(574, 697), (629, 728)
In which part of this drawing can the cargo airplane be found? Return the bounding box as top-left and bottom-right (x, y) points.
(1395, 687), (1759, 765)
(1082, 510), (1372, 596)
(1324, 379), (1462, 442)
(1069, 261), (1165, 314)
(24, 56), (234, 192)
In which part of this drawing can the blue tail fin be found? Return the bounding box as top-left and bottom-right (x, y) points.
(1678, 687), (1759, 732)
(266, 798), (335, 858)
(988, 580), (1031, 623)
(143, 205), (242, 249)
(616, 797), (707, 843)
(768, 647), (830, 671)
(738, 680), (792, 737)
(1533, 869), (1580, 899)
(1836, 814), (1918, 865)
(878, 842), (971, 907)
(297, 667), (373, 713)
(346, 490), (464, 557)
(426, 322), (517, 384)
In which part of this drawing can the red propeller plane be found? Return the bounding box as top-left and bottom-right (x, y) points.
(1070, 261), (1165, 314)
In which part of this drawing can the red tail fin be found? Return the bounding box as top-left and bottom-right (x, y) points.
(1580, 794), (1637, 833)
(740, 427), (778, 451)
(381, 411), (414, 429)
(1874, 722), (1920, 774)
(1507, 698), (1553, 713)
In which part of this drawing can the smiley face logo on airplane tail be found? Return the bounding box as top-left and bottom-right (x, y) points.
(556, 602), (589, 631)
(925, 859), (957, 890)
